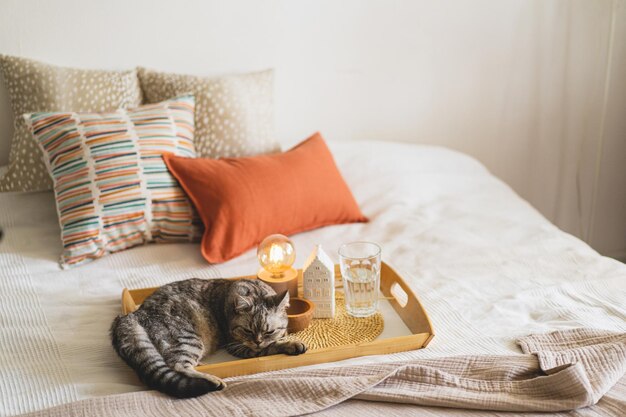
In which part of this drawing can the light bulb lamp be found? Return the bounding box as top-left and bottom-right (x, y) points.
(257, 234), (298, 297)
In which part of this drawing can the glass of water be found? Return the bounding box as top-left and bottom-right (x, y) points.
(339, 241), (381, 317)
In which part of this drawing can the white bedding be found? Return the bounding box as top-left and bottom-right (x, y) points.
(1, 140), (625, 416)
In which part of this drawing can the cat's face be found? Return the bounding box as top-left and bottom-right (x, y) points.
(227, 281), (290, 352)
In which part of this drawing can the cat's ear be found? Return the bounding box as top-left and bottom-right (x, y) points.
(235, 295), (253, 312)
(273, 290), (290, 310)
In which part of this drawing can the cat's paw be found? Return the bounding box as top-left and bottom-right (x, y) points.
(203, 374), (226, 391)
(283, 340), (307, 355)
(210, 377), (226, 391)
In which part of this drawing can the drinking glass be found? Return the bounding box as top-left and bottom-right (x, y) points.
(339, 241), (381, 317)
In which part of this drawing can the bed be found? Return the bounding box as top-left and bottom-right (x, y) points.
(1, 140), (624, 416)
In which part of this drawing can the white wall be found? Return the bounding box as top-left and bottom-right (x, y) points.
(0, 0), (624, 259)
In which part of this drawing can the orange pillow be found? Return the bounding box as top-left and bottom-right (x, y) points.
(163, 133), (368, 263)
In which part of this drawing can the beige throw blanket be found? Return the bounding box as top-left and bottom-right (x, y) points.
(22, 328), (626, 417)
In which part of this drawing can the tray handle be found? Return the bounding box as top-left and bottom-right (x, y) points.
(379, 262), (434, 338)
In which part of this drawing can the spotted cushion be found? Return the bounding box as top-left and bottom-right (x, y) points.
(0, 55), (143, 192)
(138, 67), (279, 159)
(25, 95), (201, 268)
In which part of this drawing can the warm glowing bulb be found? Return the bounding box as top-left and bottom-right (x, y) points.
(268, 244), (284, 264)
(257, 234), (296, 277)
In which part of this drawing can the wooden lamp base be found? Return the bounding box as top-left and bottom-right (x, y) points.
(257, 268), (298, 298)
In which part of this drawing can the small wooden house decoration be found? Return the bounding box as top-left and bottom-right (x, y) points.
(302, 244), (335, 318)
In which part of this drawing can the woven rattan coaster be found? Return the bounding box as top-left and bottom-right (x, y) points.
(286, 293), (384, 350)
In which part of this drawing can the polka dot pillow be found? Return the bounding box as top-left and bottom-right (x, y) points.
(138, 67), (280, 159)
(24, 95), (202, 268)
(0, 54), (142, 192)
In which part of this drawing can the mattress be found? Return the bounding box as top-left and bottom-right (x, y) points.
(1, 140), (624, 416)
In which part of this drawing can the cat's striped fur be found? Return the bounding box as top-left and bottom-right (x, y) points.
(110, 278), (306, 398)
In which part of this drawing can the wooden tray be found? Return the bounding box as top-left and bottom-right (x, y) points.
(121, 262), (434, 378)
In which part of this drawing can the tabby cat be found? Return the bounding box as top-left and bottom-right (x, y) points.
(110, 278), (306, 398)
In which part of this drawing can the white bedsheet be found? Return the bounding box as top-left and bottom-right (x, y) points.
(1, 140), (624, 416)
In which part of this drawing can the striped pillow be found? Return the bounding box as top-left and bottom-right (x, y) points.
(25, 95), (202, 268)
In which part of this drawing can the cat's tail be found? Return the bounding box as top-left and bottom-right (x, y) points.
(110, 313), (224, 398)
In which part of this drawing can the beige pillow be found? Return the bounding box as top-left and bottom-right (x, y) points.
(0, 55), (142, 192)
(138, 67), (278, 158)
